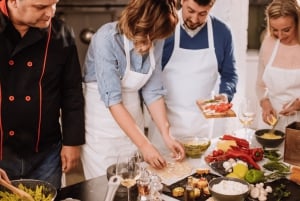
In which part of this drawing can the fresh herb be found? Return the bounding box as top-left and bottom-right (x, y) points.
(263, 161), (290, 173)
(273, 184), (291, 201)
(263, 149), (281, 161)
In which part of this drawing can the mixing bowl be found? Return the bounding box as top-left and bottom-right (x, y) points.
(255, 129), (285, 148)
(0, 179), (57, 201)
(180, 136), (211, 158)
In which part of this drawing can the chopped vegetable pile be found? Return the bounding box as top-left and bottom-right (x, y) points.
(0, 184), (54, 201)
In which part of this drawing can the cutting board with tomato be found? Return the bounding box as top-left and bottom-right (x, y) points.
(196, 99), (236, 118)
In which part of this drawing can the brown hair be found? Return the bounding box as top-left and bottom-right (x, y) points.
(193, 0), (216, 7)
(118, 0), (178, 54)
(265, 0), (300, 43)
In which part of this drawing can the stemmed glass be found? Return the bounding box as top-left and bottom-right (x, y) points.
(116, 151), (141, 201)
(237, 99), (256, 143)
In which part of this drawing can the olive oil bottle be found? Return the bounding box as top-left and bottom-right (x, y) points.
(184, 176), (195, 201)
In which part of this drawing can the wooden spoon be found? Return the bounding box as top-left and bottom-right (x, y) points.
(0, 178), (35, 201)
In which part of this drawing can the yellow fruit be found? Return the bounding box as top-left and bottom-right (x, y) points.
(226, 172), (240, 179)
(233, 163), (248, 179)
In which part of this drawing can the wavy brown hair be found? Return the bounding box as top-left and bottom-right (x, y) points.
(265, 0), (300, 43)
(118, 0), (178, 54)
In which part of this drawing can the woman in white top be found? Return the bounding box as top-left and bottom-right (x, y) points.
(256, 0), (300, 131)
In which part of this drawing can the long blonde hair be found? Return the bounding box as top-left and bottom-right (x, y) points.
(265, 0), (300, 43)
(118, 0), (178, 54)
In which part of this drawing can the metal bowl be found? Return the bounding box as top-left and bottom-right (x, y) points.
(0, 179), (57, 201)
(106, 163), (138, 199)
(255, 129), (285, 148)
(208, 177), (250, 201)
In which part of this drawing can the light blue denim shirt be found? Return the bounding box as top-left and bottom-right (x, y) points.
(83, 21), (166, 107)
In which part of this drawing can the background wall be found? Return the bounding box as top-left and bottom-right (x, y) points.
(211, 0), (252, 134)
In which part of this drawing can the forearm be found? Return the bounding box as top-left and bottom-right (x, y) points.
(147, 97), (170, 138)
(109, 103), (150, 149)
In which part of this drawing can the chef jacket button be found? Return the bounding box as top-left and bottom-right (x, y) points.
(25, 96), (31, 102)
(9, 130), (15, 136)
(8, 60), (14, 66)
(8, 96), (15, 101)
(27, 61), (33, 67)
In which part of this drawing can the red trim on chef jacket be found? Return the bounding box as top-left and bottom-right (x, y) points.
(0, 0), (9, 17)
(35, 23), (52, 153)
(0, 84), (3, 159)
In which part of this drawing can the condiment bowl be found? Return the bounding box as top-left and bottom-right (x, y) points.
(208, 177), (250, 201)
(255, 129), (285, 148)
(179, 136), (211, 158)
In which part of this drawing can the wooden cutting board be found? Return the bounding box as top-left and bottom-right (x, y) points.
(196, 100), (236, 118)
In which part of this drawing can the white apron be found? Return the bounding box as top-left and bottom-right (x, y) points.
(260, 39), (300, 131)
(82, 36), (155, 179)
(148, 17), (219, 152)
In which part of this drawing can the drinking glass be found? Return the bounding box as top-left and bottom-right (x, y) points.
(237, 99), (256, 143)
(116, 152), (141, 201)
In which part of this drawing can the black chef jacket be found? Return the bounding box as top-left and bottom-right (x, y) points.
(0, 9), (85, 158)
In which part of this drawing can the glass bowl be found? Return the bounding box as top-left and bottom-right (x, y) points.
(179, 136), (211, 158)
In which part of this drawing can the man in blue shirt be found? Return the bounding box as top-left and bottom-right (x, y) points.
(148, 0), (238, 151)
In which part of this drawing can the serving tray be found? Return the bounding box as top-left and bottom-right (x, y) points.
(163, 174), (300, 201)
(196, 100), (236, 118)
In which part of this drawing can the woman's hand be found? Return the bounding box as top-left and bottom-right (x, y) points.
(0, 168), (10, 183)
(280, 98), (300, 116)
(162, 135), (185, 162)
(139, 143), (166, 169)
(260, 98), (277, 124)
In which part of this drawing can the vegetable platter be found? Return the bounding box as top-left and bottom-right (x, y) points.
(203, 134), (300, 201)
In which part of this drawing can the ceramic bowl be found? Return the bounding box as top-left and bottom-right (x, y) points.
(255, 129), (285, 148)
(179, 136), (211, 158)
(208, 177), (250, 201)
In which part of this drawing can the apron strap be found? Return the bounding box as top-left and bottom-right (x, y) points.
(207, 16), (214, 50)
(174, 15), (214, 49)
(149, 45), (155, 70)
(124, 35), (131, 74)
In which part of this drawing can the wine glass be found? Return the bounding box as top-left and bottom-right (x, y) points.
(116, 152), (141, 201)
(237, 99), (256, 143)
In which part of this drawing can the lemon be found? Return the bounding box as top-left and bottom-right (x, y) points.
(233, 163), (248, 179)
(226, 172), (240, 179)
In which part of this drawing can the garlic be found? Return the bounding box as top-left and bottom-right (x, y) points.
(258, 194), (267, 201)
(265, 186), (272, 193)
(250, 187), (260, 199)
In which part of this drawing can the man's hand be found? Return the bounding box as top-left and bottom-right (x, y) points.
(0, 168), (10, 183)
(61, 146), (81, 173)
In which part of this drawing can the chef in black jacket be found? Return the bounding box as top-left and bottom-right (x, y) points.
(0, 0), (85, 188)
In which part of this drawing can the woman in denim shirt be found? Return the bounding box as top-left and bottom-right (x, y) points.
(82, 0), (185, 179)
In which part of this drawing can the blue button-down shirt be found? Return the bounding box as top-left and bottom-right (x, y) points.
(83, 22), (166, 107)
